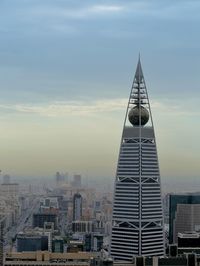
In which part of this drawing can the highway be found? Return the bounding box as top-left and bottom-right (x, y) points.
(4, 196), (40, 252)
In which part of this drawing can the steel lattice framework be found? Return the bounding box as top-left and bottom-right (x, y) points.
(110, 58), (165, 261)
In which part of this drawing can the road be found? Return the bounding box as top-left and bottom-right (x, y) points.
(4, 196), (40, 252)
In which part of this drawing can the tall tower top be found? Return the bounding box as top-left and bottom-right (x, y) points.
(135, 56), (144, 83)
(124, 57), (153, 128)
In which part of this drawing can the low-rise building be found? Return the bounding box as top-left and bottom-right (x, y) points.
(5, 251), (95, 266)
(4, 251), (134, 266)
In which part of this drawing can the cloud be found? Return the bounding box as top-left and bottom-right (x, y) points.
(0, 98), (199, 118)
(90, 5), (124, 13)
(27, 1), (200, 22)
(151, 99), (200, 117)
(0, 99), (127, 117)
(31, 4), (125, 20)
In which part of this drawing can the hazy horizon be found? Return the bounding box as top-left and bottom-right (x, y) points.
(0, 0), (200, 182)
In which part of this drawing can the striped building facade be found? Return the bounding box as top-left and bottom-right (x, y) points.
(110, 59), (165, 261)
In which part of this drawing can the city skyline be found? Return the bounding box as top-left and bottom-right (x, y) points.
(0, 0), (200, 181)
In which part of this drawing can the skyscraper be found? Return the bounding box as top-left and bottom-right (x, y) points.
(73, 193), (83, 221)
(110, 58), (165, 260)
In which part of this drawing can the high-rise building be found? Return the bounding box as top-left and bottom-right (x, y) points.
(72, 174), (82, 188)
(55, 171), (66, 186)
(73, 193), (82, 221)
(169, 193), (200, 244)
(110, 59), (164, 260)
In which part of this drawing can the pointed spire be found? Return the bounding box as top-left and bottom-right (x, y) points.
(135, 55), (143, 83)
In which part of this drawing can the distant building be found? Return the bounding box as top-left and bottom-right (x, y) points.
(67, 240), (84, 252)
(4, 251), (96, 266)
(59, 197), (68, 212)
(52, 237), (64, 253)
(33, 213), (57, 229)
(169, 194), (200, 243)
(73, 193), (82, 221)
(72, 221), (94, 233)
(94, 200), (101, 212)
(85, 233), (103, 252)
(0, 182), (19, 198)
(44, 222), (54, 232)
(16, 226), (64, 253)
(19, 196), (29, 213)
(178, 232), (200, 248)
(40, 197), (59, 215)
(72, 174), (82, 188)
(4, 251), (200, 266)
(17, 233), (48, 252)
(2, 174), (10, 184)
(55, 171), (67, 186)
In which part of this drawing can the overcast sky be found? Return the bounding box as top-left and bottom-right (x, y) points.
(0, 0), (200, 185)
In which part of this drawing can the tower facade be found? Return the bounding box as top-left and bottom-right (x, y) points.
(110, 59), (164, 260)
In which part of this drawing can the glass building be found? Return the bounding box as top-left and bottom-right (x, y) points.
(169, 194), (200, 244)
(73, 193), (83, 221)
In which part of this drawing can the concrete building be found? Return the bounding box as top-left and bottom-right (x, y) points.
(40, 197), (59, 215)
(4, 251), (200, 266)
(169, 193), (200, 243)
(72, 221), (94, 233)
(110, 59), (164, 260)
(4, 251), (135, 266)
(40, 197), (59, 209)
(4, 251), (95, 266)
